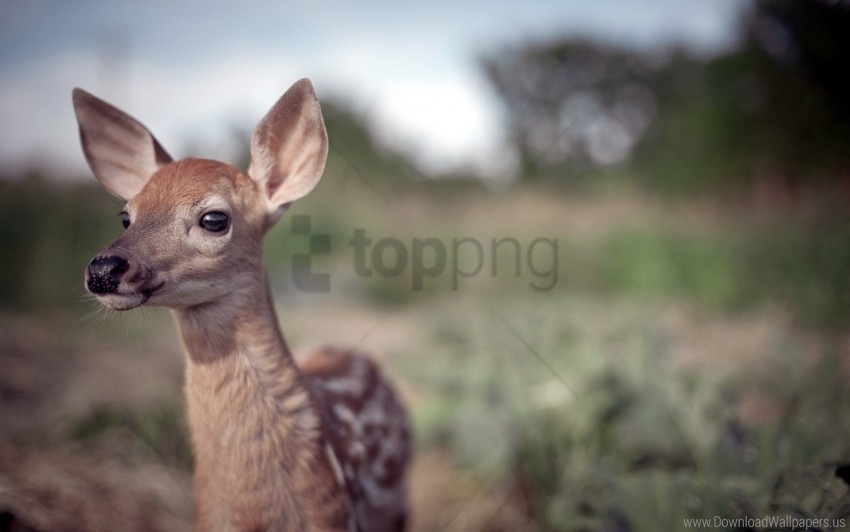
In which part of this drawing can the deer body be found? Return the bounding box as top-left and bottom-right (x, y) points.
(74, 81), (410, 531)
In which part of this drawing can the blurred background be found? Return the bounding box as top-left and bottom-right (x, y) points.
(1, 0), (849, 530)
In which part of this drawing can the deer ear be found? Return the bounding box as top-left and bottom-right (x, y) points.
(72, 88), (172, 200)
(248, 78), (328, 222)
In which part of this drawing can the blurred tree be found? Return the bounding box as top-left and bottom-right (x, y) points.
(321, 100), (423, 186)
(732, 0), (850, 186)
(645, 0), (850, 194)
(0, 174), (118, 310)
(483, 0), (850, 195)
(482, 39), (659, 179)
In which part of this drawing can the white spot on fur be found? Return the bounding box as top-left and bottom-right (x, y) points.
(326, 442), (346, 487)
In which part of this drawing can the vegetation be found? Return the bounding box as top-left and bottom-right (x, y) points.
(1, 1), (849, 530)
(405, 304), (850, 530)
(482, 0), (850, 194)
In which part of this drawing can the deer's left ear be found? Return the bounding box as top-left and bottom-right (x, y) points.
(248, 78), (328, 223)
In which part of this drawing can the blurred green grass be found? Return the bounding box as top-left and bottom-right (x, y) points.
(397, 298), (850, 530)
(7, 174), (847, 329)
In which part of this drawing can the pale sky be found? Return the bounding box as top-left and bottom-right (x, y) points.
(0, 0), (743, 178)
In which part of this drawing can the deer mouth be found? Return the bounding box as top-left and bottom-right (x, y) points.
(96, 282), (164, 311)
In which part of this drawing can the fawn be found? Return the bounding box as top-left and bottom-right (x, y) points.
(74, 79), (411, 531)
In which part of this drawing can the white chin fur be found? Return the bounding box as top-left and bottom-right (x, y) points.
(96, 292), (148, 311)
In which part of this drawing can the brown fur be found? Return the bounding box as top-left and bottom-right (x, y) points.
(75, 81), (410, 531)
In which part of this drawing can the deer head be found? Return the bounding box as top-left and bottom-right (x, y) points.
(74, 79), (328, 311)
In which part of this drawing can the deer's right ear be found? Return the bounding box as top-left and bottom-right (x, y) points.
(72, 88), (172, 200)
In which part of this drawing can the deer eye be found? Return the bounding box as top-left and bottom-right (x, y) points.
(120, 211), (130, 229)
(200, 211), (229, 233)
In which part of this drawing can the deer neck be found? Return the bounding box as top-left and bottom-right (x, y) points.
(175, 270), (293, 365)
(171, 270), (329, 527)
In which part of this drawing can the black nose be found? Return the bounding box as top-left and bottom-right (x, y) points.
(86, 255), (130, 294)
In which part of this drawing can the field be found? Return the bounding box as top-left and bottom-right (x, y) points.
(1, 174), (848, 531)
